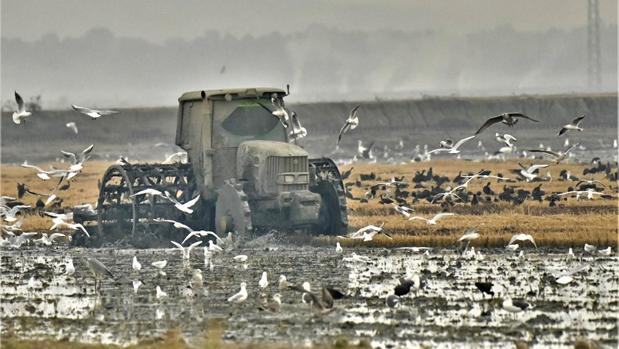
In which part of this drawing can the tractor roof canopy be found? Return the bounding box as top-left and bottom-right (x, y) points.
(179, 87), (286, 102)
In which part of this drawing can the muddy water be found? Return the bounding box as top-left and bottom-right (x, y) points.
(1, 242), (617, 348)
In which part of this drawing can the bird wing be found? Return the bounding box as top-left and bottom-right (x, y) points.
(452, 135), (476, 150)
(337, 122), (350, 145)
(475, 115), (504, 135)
(572, 115), (585, 125)
(80, 144), (95, 161)
(526, 164), (549, 174)
(74, 224), (90, 237)
(564, 143), (579, 154)
(71, 105), (93, 114)
(181, 195), (201, 209)
(61, 150), (78, 164)
(433, 212), (455, 221)
(348, 105), (361, 119)
(527, 149), (560, 157)
(558, 127), (569, 136)
(427, 148), (448, 155)
(510, 113), (539, 122)
(15, 91), (25, 112)
(181, 231), (197, 244)
(408, 216), (428, 222)
(504, 134), (517, 141)
(170, 240), (184, 251)
(97, 109), (119, 115)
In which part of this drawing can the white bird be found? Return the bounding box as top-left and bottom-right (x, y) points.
(345, 223), (385, 239)
(170, 240), (203, 259)
(228, 282), (248, 303)
(259, 271), (268, 289)
(558, 115), (585, 136)
(518, 163), (549, 182)
(61, 144), (94, 165)
(567, 248), (575, 260)
(337, 105), (360, 145)
(555, 275), (573, 285)
(278, 275), (288, 290)
(427, 135), (476, 155)
(207, 240), (223, 253)
(12, 91), (32, 124)
(233, 255), (248, 262)
(132, 280), (143, 294)
(132, 256), (141, 271)
(162, 152), (187, 164)
(557, 189), (604, 200)
(393, 203), (414, 218)
(528, 144), (579, 164)
(505, 244), (519, 251)
(502, 298), (529, 313)
(288, 111), (308, 142)
(131, 188), (166, 198)
(71, 104), (119, 119)
(66, 122), (78, 134)
(50, 221), (90, 238)
(584, 243), (597, 254)
(164, 192), (200, 214)
(409, 212), (455, 225)
(507, 233), (537, 248)
(0, 205), (30, 222)
(156, 285), (167, 299)
(152, 260), (167, 269)
(495, 133), (517, 147)
(65, 258), (75, 275)
(335, 242), (343, 254)
(598, 247), (612, 256)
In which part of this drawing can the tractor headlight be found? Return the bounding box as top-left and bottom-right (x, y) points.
(297, 174), (308, 183)
(284, 175), (295, 183)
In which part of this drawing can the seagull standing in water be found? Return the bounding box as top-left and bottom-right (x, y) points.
(337, 105), (360, 145)
(12, 91), (32, 124)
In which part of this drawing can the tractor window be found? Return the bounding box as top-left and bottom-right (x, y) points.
(221, 105), (280, 136)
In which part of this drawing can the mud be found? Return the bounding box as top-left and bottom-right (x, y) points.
(1, 241), (617, 348)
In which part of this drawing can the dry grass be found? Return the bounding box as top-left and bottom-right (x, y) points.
(1, 159), (617, 247)
(1, 319), (369, 349)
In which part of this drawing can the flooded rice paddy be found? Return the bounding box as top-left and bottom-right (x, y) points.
(1, 239), (617, 348)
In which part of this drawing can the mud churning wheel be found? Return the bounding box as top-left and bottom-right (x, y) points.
(96, 163), (197, 244)
(215, 179), (252, 236)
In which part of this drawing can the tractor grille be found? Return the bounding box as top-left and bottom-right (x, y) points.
(266, 156), (308, 192)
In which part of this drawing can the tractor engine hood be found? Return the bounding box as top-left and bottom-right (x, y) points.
(237, 140), (309, 195)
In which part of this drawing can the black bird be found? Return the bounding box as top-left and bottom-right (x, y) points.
(341, 167), (354, 180)
(482, 182), (495, 196)
(511, 299), (530, 311)
(475, 281), (494, 297)
(394, 279), (416, 296)
(17, 183), (27, 199)
(475, 112), (539, 135)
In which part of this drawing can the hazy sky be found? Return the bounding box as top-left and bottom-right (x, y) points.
(2, 0), (617, 42)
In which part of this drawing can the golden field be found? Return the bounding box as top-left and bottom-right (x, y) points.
(1, 159), (617, 248)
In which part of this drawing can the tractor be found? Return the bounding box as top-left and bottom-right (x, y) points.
(76, 87), (347, 247)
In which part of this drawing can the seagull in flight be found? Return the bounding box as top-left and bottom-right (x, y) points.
(475, 113), (539, 135)
(527, 144), (579, 164)
(495, 133), (517, 148)
(428, 135), (476, 155)
(558, 115), (585, 136)
(288, 111), (308, 142)
(71, 105), (119, 119)
(66, 122), (78, 134)
(163, 192), (201, 214)
(337, 105), (360, 145)
(61, 144), (94, 165)
(154, 218), (223, 244)
(12, 91), (32, 124)
(170, 240), (203, 259)
(517, 163), (549, 182)
(409, 212), (455, 225)
(507, 233), (537, 248)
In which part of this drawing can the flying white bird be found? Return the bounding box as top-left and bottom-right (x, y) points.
(496, 133), (517, 147)
(507, 233), (537, 248)
(428, 136), (476, 155)
(170, 240), (203, 259)
(409, 212), (455, 225)
(337, 105), (360, 145)
(71, 105), (119, 119)
(0, 205), (30, 222)
(66, 122), (78, 134)
(528, 144), (579, 164)
(12, 91), (32, 124)
(164, 192), (200, 214)
(558, 115), (585, 136)
(518, 163), (549, 182)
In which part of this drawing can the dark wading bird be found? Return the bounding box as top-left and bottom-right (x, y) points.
(475, 113), (539, 135)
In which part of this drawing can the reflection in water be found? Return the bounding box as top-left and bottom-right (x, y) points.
(1, 246), (617, 348)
